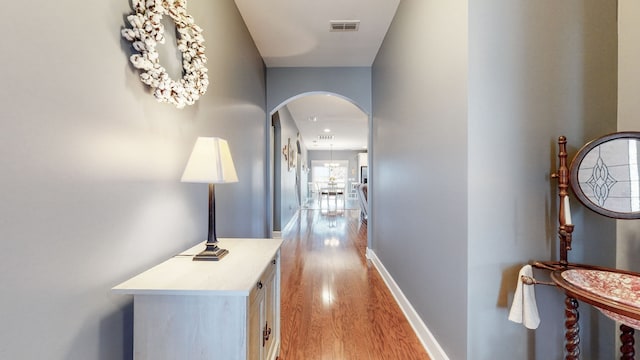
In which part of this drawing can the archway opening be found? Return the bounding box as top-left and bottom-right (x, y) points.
(268, 91), (370, 239)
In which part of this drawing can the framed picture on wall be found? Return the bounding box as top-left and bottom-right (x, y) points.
(282, 142), (289, 170)
(288, 138), (296, 171)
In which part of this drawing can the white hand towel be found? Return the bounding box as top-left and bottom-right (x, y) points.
(508, 264), (541, 329)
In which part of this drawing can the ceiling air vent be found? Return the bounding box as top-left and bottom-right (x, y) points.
(330, 20), (360, 32)
(318, 135), (335, 140)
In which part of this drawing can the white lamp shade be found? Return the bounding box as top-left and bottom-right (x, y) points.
(181, 137), (239, 184)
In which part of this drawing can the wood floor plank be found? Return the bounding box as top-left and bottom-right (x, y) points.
(279, 209), (430, 360)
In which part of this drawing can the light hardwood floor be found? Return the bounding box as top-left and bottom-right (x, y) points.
(279, 209), (430, 360)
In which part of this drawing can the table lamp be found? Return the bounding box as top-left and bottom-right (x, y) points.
(181, 137), (238, 261)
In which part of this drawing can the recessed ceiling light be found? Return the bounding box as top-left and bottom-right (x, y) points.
(309, 116), (317, 122)
(324, 128), (331, 133)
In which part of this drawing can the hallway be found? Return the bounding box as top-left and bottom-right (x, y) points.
(279, 209), (430, 359)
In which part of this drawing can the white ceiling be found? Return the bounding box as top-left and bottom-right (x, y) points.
(234, 0), (400, 151)
(233, 0), (400, 67)
(286, 94), (368, 150)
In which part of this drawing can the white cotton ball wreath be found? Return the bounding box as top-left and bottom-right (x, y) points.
(121, 0), (209, 109)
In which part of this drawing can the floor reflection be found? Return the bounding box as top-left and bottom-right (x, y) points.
(278, 209), (431, 359)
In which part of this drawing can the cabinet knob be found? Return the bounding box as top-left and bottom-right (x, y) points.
(257, 281), (263, 289)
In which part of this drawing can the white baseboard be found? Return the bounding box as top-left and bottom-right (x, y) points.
(366, 248), (449, 360)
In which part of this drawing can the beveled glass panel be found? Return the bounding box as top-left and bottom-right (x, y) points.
(570, 132), (640, 219)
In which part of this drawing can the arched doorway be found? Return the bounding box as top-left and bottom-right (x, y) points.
(267, 92), (371, 245)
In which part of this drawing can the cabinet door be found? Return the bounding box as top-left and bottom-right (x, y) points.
(250, 254), (279, 360)
(263, 257), (279, 360)
(248, 283), (264, 360)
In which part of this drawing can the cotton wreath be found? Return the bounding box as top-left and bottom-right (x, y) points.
(121, 0), (208, 109)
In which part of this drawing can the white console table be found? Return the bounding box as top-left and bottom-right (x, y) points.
(113, 238), (283, 360)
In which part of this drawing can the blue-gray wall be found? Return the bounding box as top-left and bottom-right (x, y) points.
(372, 2), (469, 359)
(274, 106), (305, 230)
(468, 1), (617, 359)
(267, 67), (372, 115)
(0, 0), (266, 358)
(372, 0), (617, 359)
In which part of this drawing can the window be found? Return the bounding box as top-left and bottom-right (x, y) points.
(311, 160), (348, 187)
